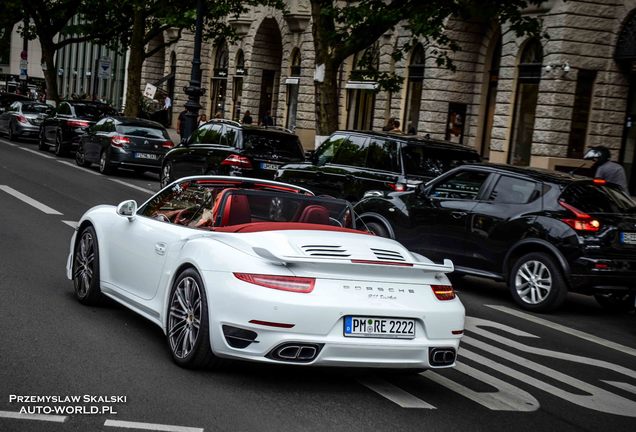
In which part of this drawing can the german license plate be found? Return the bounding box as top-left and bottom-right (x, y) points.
(260, 162), (280, 170)
(620, 232), (636, 245)
(135, 152), (158, 160)
(344, 316), (415, 339)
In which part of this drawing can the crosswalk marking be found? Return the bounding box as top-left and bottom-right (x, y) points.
(486, 304), (636, 357)
(602, 381), (636, 395)
(0, 185), (62, 215)
(358, 377), (436, 408)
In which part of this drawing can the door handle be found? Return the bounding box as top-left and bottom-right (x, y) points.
(451, 211), (467, 219)
(155, 242), (167, 255)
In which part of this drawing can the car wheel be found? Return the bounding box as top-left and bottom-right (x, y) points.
(167, 268), (220, 369)
(509, 252), (567, 312)
(75, 144), (91, 167)
(160, 162), (172, 188)
(38, 129), (47, 150)
(54, 132), (66, 156)
(365, 220), (392, 238)
(99, 150), (113, 175)
(8, 122), (16, 141)
(72, 225), (102, 305)
(594, 292), (636, 312)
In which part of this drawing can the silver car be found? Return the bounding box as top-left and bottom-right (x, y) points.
(0, 101), (52, 141)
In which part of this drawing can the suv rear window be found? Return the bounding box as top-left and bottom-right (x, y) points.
(560, 182), (636, 213)
(117, 125), (168, 139)
(242, 132), (304, 159)
(402, 144), (480, 178)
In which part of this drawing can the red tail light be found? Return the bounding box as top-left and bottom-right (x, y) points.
(431, 284), (455, 300)
(593, 178), (606, 185)
(559, 201), (601, 232)
(162, 140), (174, 149)
(111, 135), (130, 148)
(386, 182), (406, 192)
(222, 154), (253, 169)
(66, 119), (90, 128)
(16, 115), (28, 124)
(234, 273), (315, 293)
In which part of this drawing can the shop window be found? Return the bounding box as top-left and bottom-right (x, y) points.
(403, 44), (425, 135)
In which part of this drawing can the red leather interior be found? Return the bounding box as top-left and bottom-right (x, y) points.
(296, 205), (330, 225)
(220, 193), (252, 226)
(213, 222), (369, 235)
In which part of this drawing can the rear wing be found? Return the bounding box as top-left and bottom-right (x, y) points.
(252, 247), (454, 273)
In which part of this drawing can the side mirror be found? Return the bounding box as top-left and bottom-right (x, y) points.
(116, 200), (137, 221)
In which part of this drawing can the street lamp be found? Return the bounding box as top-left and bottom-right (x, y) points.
(181, 0), (206, 142)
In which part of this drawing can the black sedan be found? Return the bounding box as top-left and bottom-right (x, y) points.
(75, 116), (174, 175)
(39, 100), (118, 156)
(355, 163), (636, 312)
(0, 101), (52, 141)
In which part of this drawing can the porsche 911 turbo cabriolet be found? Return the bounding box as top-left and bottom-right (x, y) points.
(67, 176), (464, 370)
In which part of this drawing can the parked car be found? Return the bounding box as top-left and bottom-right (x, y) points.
(67, 176), (463, 370)
(0, 101), (52, 141)
(354, 163), (636, 312)
(75, 116), (174, 175)
(0, 92), (30, 113)
(39, 100), (118, 155)
(160, 120), (306, 187)
(274, 131), (481, 202)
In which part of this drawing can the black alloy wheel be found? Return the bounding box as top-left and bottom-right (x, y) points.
(75, 144), (91, 167)
(167, 268), (220, 369)
(54, 132), (66, 156)
(365, 220), (392, 238)
(99, 150), (113, 175)
(72, 225), (102, 305)
(8, 122), (16, 141)
(509, 252), (568, 312)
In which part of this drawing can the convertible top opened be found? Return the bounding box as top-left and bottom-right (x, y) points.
(67, 176), (464, 370)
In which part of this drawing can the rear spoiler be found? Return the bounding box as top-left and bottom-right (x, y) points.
(252, 247), (454, 273)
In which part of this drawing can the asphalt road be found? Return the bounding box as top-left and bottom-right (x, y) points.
(0, 135), (634, 432)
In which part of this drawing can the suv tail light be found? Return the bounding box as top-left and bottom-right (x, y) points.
(111, 135), (131, 148)
(592, 178), (606, 185)
(234, 273), (315, 293)
(222, 154), (253, 169)
(559, 201), (601, 232)
(386, 182), (406, 192)
(431, 284), (455, 300)
(16, 115), (28, 124)
(162, 140), (174, 149)
(66, 119), (90, 128)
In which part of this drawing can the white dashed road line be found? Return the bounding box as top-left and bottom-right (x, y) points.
(62, 220), (79, 229)
(104, 419), (204, 432)
(358, 377), (436, 409)
(0, 410), (67, 423)
(19, 146), (55, 159)
(0, 185), (62, 215)
(486, 304), (636, 357)
(108, 178), (155, 194)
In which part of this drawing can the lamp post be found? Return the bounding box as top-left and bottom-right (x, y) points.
(181, 0), (206, 141)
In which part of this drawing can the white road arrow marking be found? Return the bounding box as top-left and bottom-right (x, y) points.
(62, 220), (79, 229)
(0, 185), (62, 215)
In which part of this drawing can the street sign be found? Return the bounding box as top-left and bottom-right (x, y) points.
(19, 69), (27, 80)
(98, 57), (112, 79)
(143, 83), (157, 99)
(19, 59), (28, 69)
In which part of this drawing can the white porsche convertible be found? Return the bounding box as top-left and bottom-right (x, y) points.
(67, 176), (464, 369)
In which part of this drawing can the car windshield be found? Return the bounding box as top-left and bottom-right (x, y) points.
(117, 125), (168, 139)
(74, 104), (116, 119)
(560, 182), (636, 213)
(140, 180), (353, 229)
(22, 103), (52, 114)
(402, 144), (480, 178)
(242, 132), (304, 159)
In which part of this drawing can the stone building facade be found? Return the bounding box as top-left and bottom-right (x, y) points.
(143, 0), (636, 194)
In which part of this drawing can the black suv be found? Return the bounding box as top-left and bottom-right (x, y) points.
(274, 131), (480, 202)
(354, 164), (636, 312)
(160, 120), (305, 187)
(39, 100), (118, 155)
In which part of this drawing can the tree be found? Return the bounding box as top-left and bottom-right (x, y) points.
(309, 0), (545, 137)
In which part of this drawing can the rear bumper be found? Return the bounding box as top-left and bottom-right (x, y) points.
(570, 256), (636, 294)
(15, 123), (40, 136)
(110, 150), (163, 169)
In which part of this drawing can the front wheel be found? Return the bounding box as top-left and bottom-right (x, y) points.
(167, 268), (220, 369)
(509, 252), (567, 312)
(72, 226), (102, 305)
(594, 292), (636, 312)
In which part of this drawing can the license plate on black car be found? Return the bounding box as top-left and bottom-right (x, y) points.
(620, 232), (636, 245)
(135, 152), (158, 160)
(260, 162), (279, 170)
(344, 316), (415, 339)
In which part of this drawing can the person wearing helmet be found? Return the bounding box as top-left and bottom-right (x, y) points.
(583, 146), (628, 191)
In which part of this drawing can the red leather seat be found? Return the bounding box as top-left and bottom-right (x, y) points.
(296, 204), (330, 225)
(219, 193), (252, 226)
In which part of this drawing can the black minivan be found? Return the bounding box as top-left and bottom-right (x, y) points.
(160, 120), (305, 187)
(274, 131), (480, 202)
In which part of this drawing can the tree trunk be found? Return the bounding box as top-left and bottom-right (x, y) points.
(123, 8), (146, 117)
(39, 38), (59, 104)
(314, 61), (339, 137)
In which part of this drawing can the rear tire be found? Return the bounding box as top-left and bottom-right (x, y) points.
(72, 226), (102, 305)
(99, 150), (113, 175)
(594, 292), (636, 312)
(38, 128), (47, 150)
(8, 123), (16, 141)
(75, 144), (91, 167)
(167, 268), (221, 369)
(54, 132), (66, 156)
(509, 252), (567, 312)
(365, 220), (392, 238)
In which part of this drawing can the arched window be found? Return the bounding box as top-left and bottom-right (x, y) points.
(286, 48), (302, 129)
(347, 43), (379, 130)
(232, 49), (245, 121)
(403, 44), (425, 134)
(509, 38), (543, 166)
(210, 43), (229, 117)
